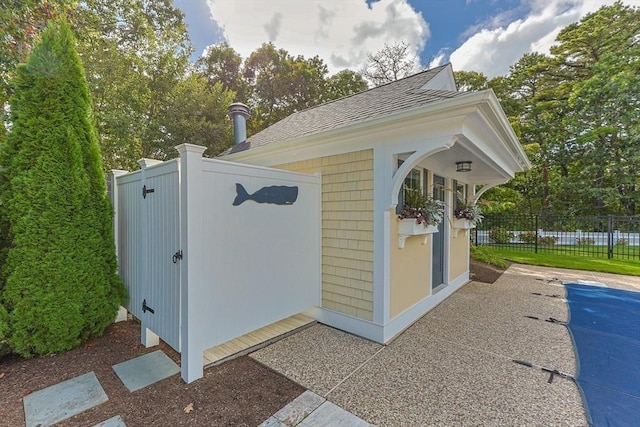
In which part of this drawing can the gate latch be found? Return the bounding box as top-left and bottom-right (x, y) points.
(142, 185), (155, 199)
(142, 299), (155, 314)
(172, 250), (183, 263)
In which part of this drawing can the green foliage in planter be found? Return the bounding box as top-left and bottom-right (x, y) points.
(398, 188), (444, 226)
(488, 227), (514, 244)
(454, 202), (483, 225)
(518, 231), (537, 244)
(0, 20), (126, 357)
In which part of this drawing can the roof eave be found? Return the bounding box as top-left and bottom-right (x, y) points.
(222, 90), (530, 173)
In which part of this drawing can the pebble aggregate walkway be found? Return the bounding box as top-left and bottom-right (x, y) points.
(254, 264), (640, 426)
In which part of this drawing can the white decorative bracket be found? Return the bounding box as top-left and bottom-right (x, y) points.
(451, 219), (474, 238)
(398, 219), (438, 248)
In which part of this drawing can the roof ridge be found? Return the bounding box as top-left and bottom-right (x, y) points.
(291, 63), (452, 115)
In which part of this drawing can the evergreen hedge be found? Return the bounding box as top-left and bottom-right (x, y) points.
(0, 19), (126, 357)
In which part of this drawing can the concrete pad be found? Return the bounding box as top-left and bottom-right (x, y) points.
(272, 391), (325, 426)
(409, 280), (577, 373)
(508, 264), (640, 291)
(112, 350), (180, 392)
(577, 279), (607, 287)
(251, 325), (382, 396)
(300, 401), (371, 427)
(256, 264), (610, 426)
(328, 335), (585, 426)
(94, 415), (127, 427)
(23, 371), (108, 427)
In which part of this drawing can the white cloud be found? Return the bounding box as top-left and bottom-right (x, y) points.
(428, 49), (447, 68)
(449, 0), (635, 78)
(205, 0), (429, 74)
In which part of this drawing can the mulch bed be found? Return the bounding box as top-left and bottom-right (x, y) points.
(0, 319), (304, 427)
(470, 259), (508, 284)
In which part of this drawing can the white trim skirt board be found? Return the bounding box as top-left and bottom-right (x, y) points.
(304, 272), (471, 344)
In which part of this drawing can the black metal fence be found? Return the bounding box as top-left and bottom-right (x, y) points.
(474, 215), (640, 260)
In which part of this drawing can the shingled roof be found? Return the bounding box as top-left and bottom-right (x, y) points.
(224, 64), (465, 155)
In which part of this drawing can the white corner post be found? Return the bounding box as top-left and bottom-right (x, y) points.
(109, 169), (129, 324)
(175, 144), (207, 383)
(109, 170), (128, 262)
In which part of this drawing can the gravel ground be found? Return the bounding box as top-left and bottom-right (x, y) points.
(251, 264), (640, 426)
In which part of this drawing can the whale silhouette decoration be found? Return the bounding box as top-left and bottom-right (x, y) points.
(232, 183), (298, 206)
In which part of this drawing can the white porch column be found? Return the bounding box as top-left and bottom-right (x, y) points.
(176, 144), (207, 383)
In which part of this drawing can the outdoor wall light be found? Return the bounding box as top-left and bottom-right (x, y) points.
(456, 161), (472, 172)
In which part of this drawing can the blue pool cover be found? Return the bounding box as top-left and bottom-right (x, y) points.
(564, 284), (640, 427)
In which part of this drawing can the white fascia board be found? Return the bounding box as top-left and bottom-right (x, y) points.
(222, 92), (489, 166)
(479, 91), (531, 170)
(459, 124), (517, 178)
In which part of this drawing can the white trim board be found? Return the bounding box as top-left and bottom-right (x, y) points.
(305, 271), (470, 345)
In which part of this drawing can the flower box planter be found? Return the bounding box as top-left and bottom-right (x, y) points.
(398, 219), (438, 248)
(452, 218), (475, 238)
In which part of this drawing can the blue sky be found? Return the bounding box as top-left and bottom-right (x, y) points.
(173, 0), (635, 78)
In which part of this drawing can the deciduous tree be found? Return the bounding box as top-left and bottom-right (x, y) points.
(361, 41), (416, 86)
(324, 69), (369, 101)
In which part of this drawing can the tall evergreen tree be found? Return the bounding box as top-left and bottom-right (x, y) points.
(0, 19), (126, 357)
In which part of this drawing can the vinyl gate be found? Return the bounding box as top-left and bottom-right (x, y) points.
(114, 160), (182, 351)
(112, 144), (321, 383)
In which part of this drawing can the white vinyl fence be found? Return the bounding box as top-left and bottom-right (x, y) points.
(475, 230), (640, 246)
(111, 144), (321, 382)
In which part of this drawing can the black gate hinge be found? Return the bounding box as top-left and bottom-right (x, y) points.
(142, 299), (155, 314)
(142, 185), (155, 199)
(172, 250), (183, 263)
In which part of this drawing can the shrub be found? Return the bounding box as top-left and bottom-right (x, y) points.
(576, 237), (595, 245)
(0, 305), (9, 357)
(518, 231), (537, 244)
(539, 236), (558, 245)
(488, 227), (514, 244)
(0, 20), (126, 357)
(471, 245), (509, 269)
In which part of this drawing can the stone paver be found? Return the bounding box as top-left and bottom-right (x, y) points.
(271, 390), (326, 426)
(300, 401), (370, 427)
(23, 371), (108, 427)
(259, 391), (370, 427)
(112, 350), (180, 392)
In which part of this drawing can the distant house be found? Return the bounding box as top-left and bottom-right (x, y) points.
(221, 64), (530, 344)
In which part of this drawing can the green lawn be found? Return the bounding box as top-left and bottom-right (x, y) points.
(510, 243), (640, 258)
(485, 247), (640, 276)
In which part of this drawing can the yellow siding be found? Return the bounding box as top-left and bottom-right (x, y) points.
(389, 214), (431, 318)
(449, 230), (469, 280)
(276, 150), (374, 320)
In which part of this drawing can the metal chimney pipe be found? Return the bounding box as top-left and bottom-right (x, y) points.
(228, 102), (250, 144)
